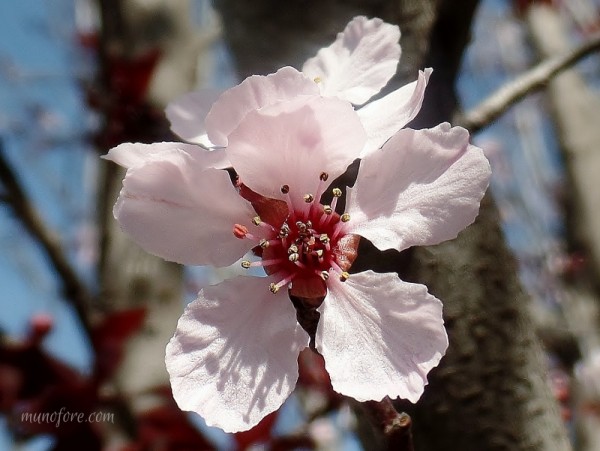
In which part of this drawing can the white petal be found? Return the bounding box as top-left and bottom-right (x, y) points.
(357, 68), (432, 157)
(166, 276), (309, 432)
(114, 149), (259, 267)
(302, 16), (401, 105)
(165, 89), (223, 146)
(226, 96), (366, 206)
(103, 141), (229, 170)
(205, 67), (320, 147)
(316, 271), (448, 402)
(346, 123), (491, 252)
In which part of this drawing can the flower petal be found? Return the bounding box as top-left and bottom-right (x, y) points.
(226, 95), (366, 206)
(357, 68), (432, 157)
(346, 123), (491, 252)
(103, 141), (229, 170)
(302, 16), (401, 105)
(114, 148), (259, 266)
(316, 271), (448, 402)
(205, 66), (320, 147)
(166, 276), (309, 432)
(165, 88), (223, 147)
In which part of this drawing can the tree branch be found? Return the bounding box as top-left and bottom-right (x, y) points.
(0, 138), (93, 339)
(456, 32), (600, 133)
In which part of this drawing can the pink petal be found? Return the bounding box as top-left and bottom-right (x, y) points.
(166, 276), (309, 432)
(357, 68), (432, 157)
(103, 141), (230, 170)
(302, 16), (401, 105)
(316, 271), (448, 403)
(165, 88), (223, 147)
(226, 96), (366, 206)
(346, 123), (491, 252)
(205, 67), (320, 147)
(114, 148), (259, 267)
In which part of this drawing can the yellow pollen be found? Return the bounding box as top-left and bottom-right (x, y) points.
(340, 272), (350, 282)
(332, 188), (342, 197)
(314, 76), (322, 84)
(269, 283), (280, 294)
(341, 213), (351, 222)
(252, 216), (262, 226)
(323, 205), (333, 215)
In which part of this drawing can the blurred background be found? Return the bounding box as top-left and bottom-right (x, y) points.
(1, 0), (600, 449)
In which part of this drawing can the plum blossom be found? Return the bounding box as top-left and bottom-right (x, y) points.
(103, 16), (491, 433)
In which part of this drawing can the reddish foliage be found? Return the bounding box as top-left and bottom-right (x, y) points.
(233, 411), (279, 450)
(122, 388), (215, 451)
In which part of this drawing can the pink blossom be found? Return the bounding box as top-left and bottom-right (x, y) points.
(103, 16), (491, 433)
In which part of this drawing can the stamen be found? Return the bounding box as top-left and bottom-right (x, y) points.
(319, 234), (330, 244)
(288, 244), (299, 254)
(303, 194), (314, 203)
(339, 271), (350, 282)
(288, 253), (299, 262)
(319, 172), (329, 182)
(241, 258), (284, 269)
(259, 239), (269, 249)
(323, 205), (333, 215)
(340, 213), (350, 223)
(252, 216), (261, 226)
(319, 270), (329, 280)
(269, 273), (296, 294)
(280, 184), (290, 194)
(313, 77), (322, 84)
(332, 188), (342, 198)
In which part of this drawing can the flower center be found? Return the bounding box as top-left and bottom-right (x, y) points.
(236, 173), (356, 296)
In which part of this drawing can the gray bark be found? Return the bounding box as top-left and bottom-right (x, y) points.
(214, 1), (571, 449)
(526, 5), (600, 450)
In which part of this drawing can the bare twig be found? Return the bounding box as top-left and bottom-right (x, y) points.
(456, 32), (600, 133)
(361, 398), (414, 451)
(0, 138), (94, 339)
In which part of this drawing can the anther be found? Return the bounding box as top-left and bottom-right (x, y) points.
(280, 184), (290, 194)
(320, 271), (329, 280)
(319, 172), (329, 181)
(323, 205), (333, 215)
(340, 213), (351, 222)
(339, 272), (350, 282)
(332, 188), (342, 197)
(233, 224), (249, 239)
(259, 239), (269, 249)
(296, 221), (307, 232)
(288, 253), (299, 262)
(288, 244), (299, 254)
(314, 249), (324, 258)
(251, 216), (262, 226)
(303, 194), (314, 203)
(269, 283), (280, 294)
(279, 224), (290, 238)
(241, 260), (251, 269)
(306, 220), (313, 228)
(319, 234), (330, 244)
(314, 77), (322, 84)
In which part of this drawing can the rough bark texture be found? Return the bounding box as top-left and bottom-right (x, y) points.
(215, 1), (570, 450)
